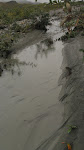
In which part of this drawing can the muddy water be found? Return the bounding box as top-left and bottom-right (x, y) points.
(0, 19), (64, 150)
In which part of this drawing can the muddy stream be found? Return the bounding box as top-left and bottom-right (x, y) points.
(0, 19), (65, 150)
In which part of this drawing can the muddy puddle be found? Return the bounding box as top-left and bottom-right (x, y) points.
(0, 18), (65, 150)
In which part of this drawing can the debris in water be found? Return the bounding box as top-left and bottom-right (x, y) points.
(68, 125), (77, 133)
(67, 144), (72, 150)
(62, 142), (72, 150)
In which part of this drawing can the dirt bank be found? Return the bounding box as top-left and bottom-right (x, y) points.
(54, 35), (84, 150)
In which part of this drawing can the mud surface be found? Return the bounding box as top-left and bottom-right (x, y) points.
(55, 35), (84, 150)
(0, 19), (65, 150)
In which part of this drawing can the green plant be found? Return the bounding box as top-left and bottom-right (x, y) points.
(79, 49), (84, 52)
(68, 125), (77, 133)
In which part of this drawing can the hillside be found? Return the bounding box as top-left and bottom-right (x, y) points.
(0, 1), (34, 8)
(16, 0), (33, 3)
(6, 1), (17, 4)
(0, 1), (18, 7)
(0, 0), (38, 4)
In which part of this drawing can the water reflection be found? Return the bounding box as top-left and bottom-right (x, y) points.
(0, 19), (64, 78)
(0, 57), (28, 77)
(35, 38), (55, 59)
(0, 37), (55, 77)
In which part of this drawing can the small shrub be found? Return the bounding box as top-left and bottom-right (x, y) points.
(35, 13), (49, 31)
(22, 24), (31, 33)
(11, 23), (22, 32)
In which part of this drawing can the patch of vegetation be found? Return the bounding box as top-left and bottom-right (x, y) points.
(61, 21), (84, 41)
(79, 49), (84, 52)
(61, 16), (84, 41)
(0, 32), (19, 58)
(68, 125), (77, 134)
(60, 2), (84, 41)
(34, 13), (49, 31)
(11, 23), (22, 32)
(22, 24), (31, 33)
(61, 30), (78, 41)
(0, 3), (62, 25)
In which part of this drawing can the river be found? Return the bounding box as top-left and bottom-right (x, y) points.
(0, 18), (65, 150)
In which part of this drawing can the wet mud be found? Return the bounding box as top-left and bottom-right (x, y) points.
(55, 35), (84, 150)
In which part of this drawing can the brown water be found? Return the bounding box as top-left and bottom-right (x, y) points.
(0, 19), (64, 150)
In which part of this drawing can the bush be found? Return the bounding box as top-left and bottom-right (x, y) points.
(35, 13), (49, 31)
